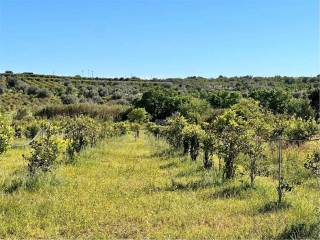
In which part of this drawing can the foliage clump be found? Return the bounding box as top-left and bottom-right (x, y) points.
(64, 116), (100, 161)
(0, 113), (13, 155)
(24, 123), (61, 174)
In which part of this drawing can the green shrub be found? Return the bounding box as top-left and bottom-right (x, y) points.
(285, 118), (319, 143)
(305, 149), (320, 187)
(61, 94), (78, 104)
(164, 113), (188, 149)
(14, 108), (31, 120)
(208, 91), (242, 108)
(64, 116), (100, 161)
(113, 121), (130, 136)
(182, 124), (204, 161)
(127, 108), (149, 123)
(25, 122), (41, 139)
(24, 123), (60, 174)
(37, 89), (50, 98)
(0, 113), (13, 155)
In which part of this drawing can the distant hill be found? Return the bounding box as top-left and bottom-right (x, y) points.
(0, 71), (319, 112)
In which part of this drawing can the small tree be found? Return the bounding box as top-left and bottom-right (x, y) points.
(182, 124), (204, 161)
(305, 150), (320, 188)
(213, 99), (268, 180)
(164, 113), (188, 150)
(113, 121), (130, 136)
(146, 122), (164, 140)
(127, 108), (149, 139)
(127, 108), (149, 123)
(24, 123), (59, 174)
(238, 100), (273, 186)
(0, 113), (13, 157)
(64, 116), (100, 161)
(213, 109), (249, 179)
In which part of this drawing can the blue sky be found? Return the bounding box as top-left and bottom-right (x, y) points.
(0, 0), (319, 78)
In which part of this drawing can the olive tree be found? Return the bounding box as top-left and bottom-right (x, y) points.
(182, 124), (204, 162)
(164, 113), (188, 150)
(212, 99), (270, 180)
(213, 109), (249, 179)
(25, 123), (60, 174)
(238, 100), (273, 186)
(64, 116), (100, 161)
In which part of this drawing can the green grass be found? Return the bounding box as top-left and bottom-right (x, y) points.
(0, 133), (319, 239)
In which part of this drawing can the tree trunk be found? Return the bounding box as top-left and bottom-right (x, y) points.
(277, 139), (283, 204)
(183, 139), (189, 155)
(224, 156), (235, 179)
(203, 149), (212, 169)
(190, 137), (199, 161)
(250, 157), (256, 186)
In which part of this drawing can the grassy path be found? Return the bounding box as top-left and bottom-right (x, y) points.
(0, 134), (319, 239)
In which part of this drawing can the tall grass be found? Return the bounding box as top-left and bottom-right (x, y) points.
(0, 133), (319, 239)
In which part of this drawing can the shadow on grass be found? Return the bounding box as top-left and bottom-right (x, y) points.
(175, 165), (206, 178)
(150, 148), (183, 159)
(258, 201), (292, 214)
(159, 161), (179, 169)
(165, 177), (216, 191)
(277, 222), (320, 239)
(1, 170), (62, 194)
(207, 181), (254, 199)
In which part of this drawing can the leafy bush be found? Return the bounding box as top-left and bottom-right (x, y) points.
(7, 78), (27, 91)
(287, 98), (315, 120)
(25, 122), (41, 139)
(213, 99), (272, 180)
(182, 124), (204, 161)
(61, 94), (78, 104)
(285, 118), (319, 143)
(113, 121), (130, 136)
(99, 122), (118, 139)
(37, 89), (50, 98)
(250, 88), (291, 114)
(0, 85), (5, 95)
(26, 86), (39, 95)
(164, 113), (188, 149)
(208, 91), (242, 108)
(64, 116), (100, 161)
(305, 150), (320, 185)
(14, 108), (30, 120)
(179, 97), (211, 123)
(127, 108), (149, 123)
(146, 122), (166, 139)
(0, 113), (13, 155)
(135, 88), (189, 120)
(24, 123), (60, 174)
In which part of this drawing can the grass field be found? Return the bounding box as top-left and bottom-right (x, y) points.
(0, 133), (319, 239)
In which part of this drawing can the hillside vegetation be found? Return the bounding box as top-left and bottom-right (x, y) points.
(0, 72), (319, 113)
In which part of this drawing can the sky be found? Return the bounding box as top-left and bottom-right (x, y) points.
(0, 0), (319, 78)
